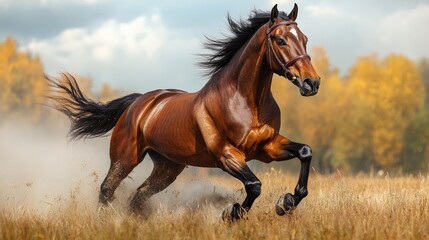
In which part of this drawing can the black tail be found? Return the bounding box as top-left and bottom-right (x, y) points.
(47, 74), (142, 140)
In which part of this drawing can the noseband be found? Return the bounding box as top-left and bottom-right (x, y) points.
(266, 20), (310, 84)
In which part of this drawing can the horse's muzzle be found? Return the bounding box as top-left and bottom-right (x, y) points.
(300, 78), (320, 97)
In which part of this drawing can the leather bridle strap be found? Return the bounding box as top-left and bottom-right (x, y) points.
(265, 21), (310, 83)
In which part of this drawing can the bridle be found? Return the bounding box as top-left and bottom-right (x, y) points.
(265, 20), (310, 86)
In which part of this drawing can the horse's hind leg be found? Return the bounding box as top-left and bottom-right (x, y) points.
(99, 128), (145, 205)
(99, 161), (140, 205)
(130, 151), (186, 214)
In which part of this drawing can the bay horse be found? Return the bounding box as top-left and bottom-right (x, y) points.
(48, 4), (320, 221)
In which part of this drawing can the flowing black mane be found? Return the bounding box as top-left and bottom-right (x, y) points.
(199, 10), (288, 76)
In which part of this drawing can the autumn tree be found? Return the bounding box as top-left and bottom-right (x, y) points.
(334, 54), (424, 171)
(0, 37), (46, 121)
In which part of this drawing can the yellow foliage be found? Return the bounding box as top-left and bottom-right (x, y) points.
(335, 54), (423, 169)
(0, 37), (46, 120)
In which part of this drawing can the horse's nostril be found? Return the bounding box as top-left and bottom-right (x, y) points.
(315, 80), (320, 90)
(303, 78), (313, 92)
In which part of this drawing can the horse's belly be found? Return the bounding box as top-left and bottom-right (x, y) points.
(140, 94), (215, 167)
(148, 130), (215, 167)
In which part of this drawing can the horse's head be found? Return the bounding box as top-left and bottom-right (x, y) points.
(266, 4), (320, 96)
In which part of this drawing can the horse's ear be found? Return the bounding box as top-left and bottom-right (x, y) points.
(270, 4), (279, 24)
(288, 3), (299, 21)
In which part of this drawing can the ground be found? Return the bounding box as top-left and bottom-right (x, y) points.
(1, 169), (429, 240)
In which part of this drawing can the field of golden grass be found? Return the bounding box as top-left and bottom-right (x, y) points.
(1, 169), (429, 240)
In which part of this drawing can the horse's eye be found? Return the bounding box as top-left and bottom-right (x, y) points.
(276, 38), (286, 46)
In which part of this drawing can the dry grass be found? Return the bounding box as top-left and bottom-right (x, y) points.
(1, 170), (429, 240)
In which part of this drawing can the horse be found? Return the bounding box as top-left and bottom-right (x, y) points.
(48, 4), (320, 221)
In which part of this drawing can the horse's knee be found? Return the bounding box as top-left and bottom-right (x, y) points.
(298, 145), (312, 162)
(245, 181), (262, 198)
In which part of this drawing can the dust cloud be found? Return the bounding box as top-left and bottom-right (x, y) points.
(0, 120), (235, 216)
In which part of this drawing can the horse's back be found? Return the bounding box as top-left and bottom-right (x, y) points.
(117, 89), (185, 128)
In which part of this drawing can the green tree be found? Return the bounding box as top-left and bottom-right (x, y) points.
(401, 107), (429, 173)
(418, 59), (429, 105)
(400, 59), (429, 173)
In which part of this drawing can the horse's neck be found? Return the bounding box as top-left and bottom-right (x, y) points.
(199, 25), (275, 120)
(227, 28), (273, 110)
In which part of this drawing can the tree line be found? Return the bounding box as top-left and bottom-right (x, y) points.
(272, 47), (429, 174)
(1, 37), (428, 174)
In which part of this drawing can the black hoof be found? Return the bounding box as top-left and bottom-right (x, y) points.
(275, 193), (295, 216)
(222, 203), (245, 221)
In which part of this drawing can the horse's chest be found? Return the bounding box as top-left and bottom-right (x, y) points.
(240, 124), (276, 157)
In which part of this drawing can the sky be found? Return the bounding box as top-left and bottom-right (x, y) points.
(1, 0), (428, 92)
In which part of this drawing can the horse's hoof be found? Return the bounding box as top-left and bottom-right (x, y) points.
(275, 193), (295, 216)
(222, 203), (245, 221)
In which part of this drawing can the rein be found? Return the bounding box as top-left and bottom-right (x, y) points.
(265, 20), (310, 86)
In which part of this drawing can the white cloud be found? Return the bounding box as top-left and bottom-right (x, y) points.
(24, 12), (202, 91)
(306, 4), (340, 17)
(375, 4), (429, 60)
(27, 13), (166, 66)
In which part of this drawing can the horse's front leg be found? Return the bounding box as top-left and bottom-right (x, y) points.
(217, 144), (261, 221)
(260, 135), (312, 215)
(195, 108), (261, 221)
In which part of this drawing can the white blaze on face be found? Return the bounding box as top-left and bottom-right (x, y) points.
(290, 28), (299, 39)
